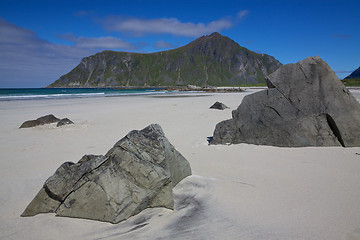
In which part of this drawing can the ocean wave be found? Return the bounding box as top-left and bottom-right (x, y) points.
(0, 88), (168, 101)
(0, 92), (106, 101)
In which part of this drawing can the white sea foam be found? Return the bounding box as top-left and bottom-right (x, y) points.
(0, 88), (168, 101)
(0, 92), (106, 100)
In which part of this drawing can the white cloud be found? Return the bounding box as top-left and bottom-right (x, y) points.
(237, 10), (250, 19)
(0, 17), (47, 46)
(0, 18), (111, 87)
(103, 17), (233, 37)
(75, 36), (135, 49)
(154, 40), (176, 49)
(61, 33), (138, 50)
(0, 17), (145, 87)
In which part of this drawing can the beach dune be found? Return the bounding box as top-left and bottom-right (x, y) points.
(1, 90), (360, 240)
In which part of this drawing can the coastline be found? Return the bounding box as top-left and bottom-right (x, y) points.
(1, 90), (360, 240)
(0, 86), (244, 102)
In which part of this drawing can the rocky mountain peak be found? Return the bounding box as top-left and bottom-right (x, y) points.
(48, 33), (282, 88)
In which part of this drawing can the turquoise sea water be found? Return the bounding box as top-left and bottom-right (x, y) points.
(0, 88), (167, 101)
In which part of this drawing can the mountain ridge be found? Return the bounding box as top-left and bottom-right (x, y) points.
(345, 67), (360, 79)
(48, 32), (282, 88)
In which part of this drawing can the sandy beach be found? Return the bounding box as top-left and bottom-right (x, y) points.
(1, 89), (360, 240)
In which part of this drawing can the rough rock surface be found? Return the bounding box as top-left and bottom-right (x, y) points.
(210, 102), (229, 110)
(21, 124), (192, 223)
(57, 118), (74, 127)
(19, 114), (60, 128)
(211, 56), (360, 147)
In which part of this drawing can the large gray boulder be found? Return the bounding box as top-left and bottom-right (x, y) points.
(211, 56), (360, 147)
(21, 124), (192, 223)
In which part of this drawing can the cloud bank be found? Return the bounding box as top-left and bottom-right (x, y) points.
(0, 18), (137, 87)
(103, 17), (233, 37)
(102, 9), (249, 37)
(61, 33), (138, 50)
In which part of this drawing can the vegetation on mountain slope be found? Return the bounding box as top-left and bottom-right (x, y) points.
(48, 32), (282, 88)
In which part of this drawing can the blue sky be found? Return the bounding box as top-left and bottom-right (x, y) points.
(0, 0), (359, 87)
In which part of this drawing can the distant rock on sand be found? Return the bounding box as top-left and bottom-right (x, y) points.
(211, 56), (360, 147)
(210, 102), (229, 110)
(21, 124), (192, 224)
(20, 114), (74, 128)
(57, 118), (74, 127)
(19, 114), (60, 128)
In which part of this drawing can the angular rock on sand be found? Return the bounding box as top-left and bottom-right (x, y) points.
(21, 124), (192, 223)
(211, 56), (360, 147)
(210, 102), (229, 110)
(19, 114), (60, 128)
(57, 118), (74, 127)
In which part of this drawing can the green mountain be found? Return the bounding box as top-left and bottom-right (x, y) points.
(48, 32), (282, 88)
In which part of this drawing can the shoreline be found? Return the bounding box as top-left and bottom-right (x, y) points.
(0, 86), (244, 102)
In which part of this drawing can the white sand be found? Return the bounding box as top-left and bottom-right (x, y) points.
(1, 89), (360, 240)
